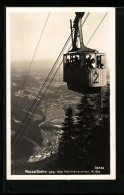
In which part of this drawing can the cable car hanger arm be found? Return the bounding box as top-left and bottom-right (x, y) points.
(70, 12), (97, 53)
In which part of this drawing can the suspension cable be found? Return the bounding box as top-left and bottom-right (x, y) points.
(86, 12), (108, 46)
(12, 13), (90, 146)
(12, 35), (72, 144)
(12, 12), (50, 117)
(12, 60), (63, 146)
(11, 40), (71, 145)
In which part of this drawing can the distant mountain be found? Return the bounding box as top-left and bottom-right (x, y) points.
(11, 74), (40, 89)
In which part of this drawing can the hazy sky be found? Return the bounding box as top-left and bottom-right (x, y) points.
(9, 8), (111, 70)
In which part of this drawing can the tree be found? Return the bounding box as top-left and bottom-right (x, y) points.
(91, 85), (110, 171)
(58, 106), (76, 169)
(88, 86), (110, 173)
(75, 94), (97, 168)
(58, 87), (110, 173)
(101, 84), (110, 116)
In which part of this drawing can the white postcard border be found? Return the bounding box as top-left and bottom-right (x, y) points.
(6, 7), (116, 180)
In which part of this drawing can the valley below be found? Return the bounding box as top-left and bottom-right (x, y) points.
(11, 67), (110, 174)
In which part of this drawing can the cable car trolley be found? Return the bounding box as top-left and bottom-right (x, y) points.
(63, 12), (106, 93)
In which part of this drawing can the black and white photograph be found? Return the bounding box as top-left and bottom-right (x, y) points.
(6, 7), (115, 180)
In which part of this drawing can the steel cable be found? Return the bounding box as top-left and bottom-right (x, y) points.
(12, 12), (51, 116)
(12, 13), (90, 146)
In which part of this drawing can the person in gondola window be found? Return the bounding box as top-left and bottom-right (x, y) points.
(91, 59), (96, 68)
(86, 55), (92, 69)
(97, 56), (101, 68)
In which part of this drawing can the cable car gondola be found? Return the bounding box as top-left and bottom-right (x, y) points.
(63, 12), (106, 94)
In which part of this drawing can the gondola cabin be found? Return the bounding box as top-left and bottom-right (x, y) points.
(63, 12), (106, 93)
